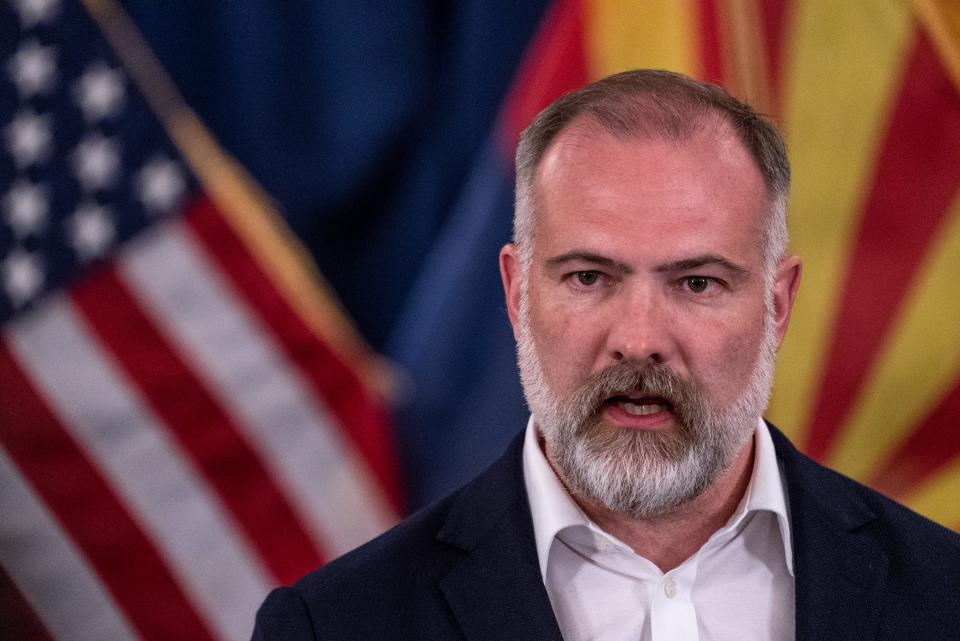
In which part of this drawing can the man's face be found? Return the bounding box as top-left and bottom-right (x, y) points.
(500, 119), (801, 518)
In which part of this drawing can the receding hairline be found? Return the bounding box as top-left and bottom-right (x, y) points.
(513, 69), (791, 271)
(527, 90), (735, 166)
(530, 113), (771, 259)
(535, 108), (752, 175)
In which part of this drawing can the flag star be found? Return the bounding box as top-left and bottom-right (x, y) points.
(12, 0), (60, 28)
(71, 133), (120, 192)
(3, 179), (48, 237)
(7, 40), (57, 98)
(69, 202), (115, 260)
(74, 62), (125, 121)
(2, 248), (45, 307)
(136, 156), (186, 214)
(5, 109), (53, 168)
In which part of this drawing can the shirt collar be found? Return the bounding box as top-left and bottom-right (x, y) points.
(741, 416), (794, 575)
(522, 415), (794, 579)
(522, 415), (590, 579)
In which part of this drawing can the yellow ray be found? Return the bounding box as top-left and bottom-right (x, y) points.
(768, 2), (914, 445)
(585, 0), (697, 80)
(902, 454), (960, 530)
(826, 194), (960, 480)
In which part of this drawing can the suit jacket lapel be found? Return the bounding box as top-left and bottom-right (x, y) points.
(436, 434), (564, 641)
(770, 426), (889, 641)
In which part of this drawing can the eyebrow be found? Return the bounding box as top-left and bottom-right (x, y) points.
(544, 251), (633, 274)
(654, 254), (749, 276)
(543, 251), (749, 277)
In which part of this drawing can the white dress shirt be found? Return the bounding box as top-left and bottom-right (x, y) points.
(522, 416), (795, 641)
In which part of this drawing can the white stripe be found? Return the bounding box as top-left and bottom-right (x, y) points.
(0, 443), (141, 641)
(120, 219), (396, 558)
(7, 296), (272, 641)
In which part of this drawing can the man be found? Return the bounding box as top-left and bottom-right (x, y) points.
(252, 70), (960, 640)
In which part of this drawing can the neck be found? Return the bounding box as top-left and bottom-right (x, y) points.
(550, 437), (755, 573)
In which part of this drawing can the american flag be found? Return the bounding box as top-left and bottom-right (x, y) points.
(0, 1), (401, 640)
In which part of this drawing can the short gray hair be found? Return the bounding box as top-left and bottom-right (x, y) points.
(513, 69), (789, 275)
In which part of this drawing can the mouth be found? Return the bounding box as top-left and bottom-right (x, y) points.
(602, 394), (675, 429)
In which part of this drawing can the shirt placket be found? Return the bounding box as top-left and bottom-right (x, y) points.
(649, 558), (699, 641)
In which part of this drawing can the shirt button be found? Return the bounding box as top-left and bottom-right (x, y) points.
(664, 578), (677, 599)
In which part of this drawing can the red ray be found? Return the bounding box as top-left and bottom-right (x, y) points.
(869, 379), (960, 499)
(498, 0), (589, 157)
(804, 31), (960, 460)
(758, 0), (791, 113)
(698, 0), (725, 86)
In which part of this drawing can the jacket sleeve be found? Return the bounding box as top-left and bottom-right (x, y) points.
(251, 586), (318, 641)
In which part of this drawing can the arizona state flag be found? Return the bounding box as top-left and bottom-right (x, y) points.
(405, 0), (960, 527)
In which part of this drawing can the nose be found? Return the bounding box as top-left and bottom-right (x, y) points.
(605, 283), (672, 366)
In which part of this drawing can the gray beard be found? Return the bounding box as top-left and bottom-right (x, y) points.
(516, 296), (777, 520)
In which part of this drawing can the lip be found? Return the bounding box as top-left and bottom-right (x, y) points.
(602, 400), (674, 430)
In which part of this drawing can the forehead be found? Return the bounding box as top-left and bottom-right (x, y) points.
(532, 118), (767, 262)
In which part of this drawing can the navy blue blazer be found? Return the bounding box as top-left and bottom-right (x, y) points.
(252, 425), (960, 640)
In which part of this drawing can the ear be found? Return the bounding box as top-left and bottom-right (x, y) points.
(499, 244), (523, 338)
(771, 255), (802, 348)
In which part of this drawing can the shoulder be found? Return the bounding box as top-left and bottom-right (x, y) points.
(768, 424), (960, 635)
(769, 423), (960, 555)
(252, 432), (530, 640)
(768, 424), (960, 620)
(253, 489), (468, 640)
(299, 490), (462, 603)
(252, 492), (464, 640)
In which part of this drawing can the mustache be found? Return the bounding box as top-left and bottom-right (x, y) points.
(568, 361), (706, 424)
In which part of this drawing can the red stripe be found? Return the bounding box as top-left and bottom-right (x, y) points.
(869, 379), (960, 499)
(0, 343), (218, 641)
(70, 262), (325, 584)
(758, 0), (790, 110)
(180, 196), (404, 512)
(497, 0), (590, 158)
(697, 0), (725, 86)
(0, 565), (56, 641)
(804, 32), (960, 459)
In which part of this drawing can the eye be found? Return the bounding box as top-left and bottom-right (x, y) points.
(575, 271), (600, 286)
(683, 276), (713, 293)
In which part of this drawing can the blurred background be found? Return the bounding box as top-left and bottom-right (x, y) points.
(2, 1), (959, 640)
